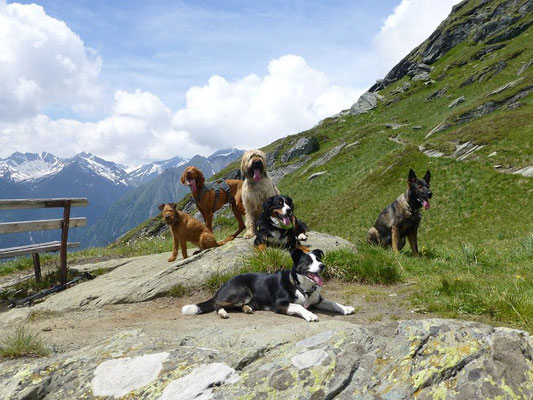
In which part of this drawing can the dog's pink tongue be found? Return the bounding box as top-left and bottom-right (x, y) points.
(423, 199), (430, 210)
(253, 169), (261, 181)
(282, 216), (291, 225)
(309, 273), (324, 287)
(189, 179), (197, 193)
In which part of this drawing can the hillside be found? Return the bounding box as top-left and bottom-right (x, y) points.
(122, 0), (533, 330)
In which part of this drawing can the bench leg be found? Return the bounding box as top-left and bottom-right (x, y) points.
(32, 253), (42, 283)
(60, 200), (72, 285)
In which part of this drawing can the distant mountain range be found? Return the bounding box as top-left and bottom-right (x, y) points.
(0, 148), (243, 248)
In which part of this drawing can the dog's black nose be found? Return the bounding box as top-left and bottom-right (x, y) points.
(319, 263), (325, 272)
(428, 191), (433, 199)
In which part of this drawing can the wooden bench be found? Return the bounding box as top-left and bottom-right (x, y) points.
(0, 198), (88, 284)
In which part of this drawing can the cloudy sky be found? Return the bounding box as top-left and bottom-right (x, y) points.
(0, 0), (461, 167)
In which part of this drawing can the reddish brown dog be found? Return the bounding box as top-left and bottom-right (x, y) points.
(180, 166), (246, 238)
(159, 203), (233, 261)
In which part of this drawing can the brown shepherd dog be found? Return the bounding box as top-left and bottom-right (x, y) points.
(180, 166), (246, 238)
(367, 169), (432, 256)
(159, 203), (234, 261)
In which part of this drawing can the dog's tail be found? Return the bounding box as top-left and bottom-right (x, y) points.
(181, 296), (216, 316)
(217, 235), (234, 246)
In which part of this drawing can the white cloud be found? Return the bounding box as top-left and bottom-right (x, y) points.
(1, 0), (461, 167)
(373, 0), (462, 74)
(173, 55), (362, 150)
(0, 1), (102, 120)
(1, 55), (362, 166)
(0, 89), (209, 166)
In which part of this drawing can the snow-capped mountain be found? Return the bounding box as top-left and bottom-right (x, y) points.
(127, 155), (189, 186)
(71, 152), (136, 187)
(0, 148), (244, 248)
(0, 152), (67, 182)
(207, 148), (244, 173)
(0, 151), (135, 187)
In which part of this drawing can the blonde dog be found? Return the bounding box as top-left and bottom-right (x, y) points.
(240, 149), (279, 238)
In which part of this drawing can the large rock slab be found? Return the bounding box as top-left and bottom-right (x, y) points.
(1, 319), (531, 399)
(281, 136), (319, 163)
(0, 231), (354, 320)
(350, 91), (381, 115)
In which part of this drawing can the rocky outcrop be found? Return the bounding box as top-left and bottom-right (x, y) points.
(301, 143), (346, 175)
(426, 86), (448, 102)
(514, 166), (533, 177)
(369, 0), (533, 91)
(307, 171), (326, 181)
(448, 96), (466, 108)
(1, 319), (531, 399)
(0, 232), (354, 322)
(350, 91), (381, 115)
(281, 137), (319, 163)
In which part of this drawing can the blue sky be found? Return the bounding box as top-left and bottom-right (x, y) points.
(1, 0), (460, 166)
(21, 0), (397, 111)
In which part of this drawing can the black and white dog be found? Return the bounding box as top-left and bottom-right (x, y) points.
(181, 248), (354, 321)
(254, 195), (308, 250)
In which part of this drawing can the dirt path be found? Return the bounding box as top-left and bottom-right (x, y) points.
(10, 279), (429, 353)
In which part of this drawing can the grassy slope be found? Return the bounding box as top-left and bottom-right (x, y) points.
(2, 0), (532, 331)
(205, 3), (533, 330)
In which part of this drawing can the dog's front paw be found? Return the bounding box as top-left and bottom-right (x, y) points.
(298, 233), (308, 241)
(167, 256), (176, 262)
(342, 306), (355, 315)
(303, 311), (319, 322)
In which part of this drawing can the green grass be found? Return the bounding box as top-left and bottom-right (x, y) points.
(241, 248), (293, 273)
(2, 0), (532, 333)
(324, 246), (401, 284)
(202, 270), (235, 292)
(0, 325), (49, 358)
(167, 283), (194, 298)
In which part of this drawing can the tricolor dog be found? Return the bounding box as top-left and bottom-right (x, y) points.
(181, 248), (355, 321)
(254, 195), (308, 250)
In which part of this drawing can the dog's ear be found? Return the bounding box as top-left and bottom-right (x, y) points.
(290, 248), (305, 264)
(285, 196), (294, 209)
(424, 170), (431, 185)
(262, 196), (274, 213)
(240, 154), (247, 176)
(169, 203), (177, 210)
(195, 168), (205, 187)
(180, 171), (187, 185)
(158, 204), (165, 211)
(408, 168), (417, 184)
(311, 249), (324, 260)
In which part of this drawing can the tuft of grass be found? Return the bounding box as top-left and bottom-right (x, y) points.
(0, 325), (50, 358)
(167, 283), (195, 298)
(324, 246), (401, 285)
(202, 271), (235, 293)
(520, 233), (533, 258)
(241, 248), (293, 273)
(460, 242), (479, 264)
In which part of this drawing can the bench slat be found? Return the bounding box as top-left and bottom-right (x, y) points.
(0, 198), (88, 210)
(0, 217), (87, 234)
(0, 241), (80, 258)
